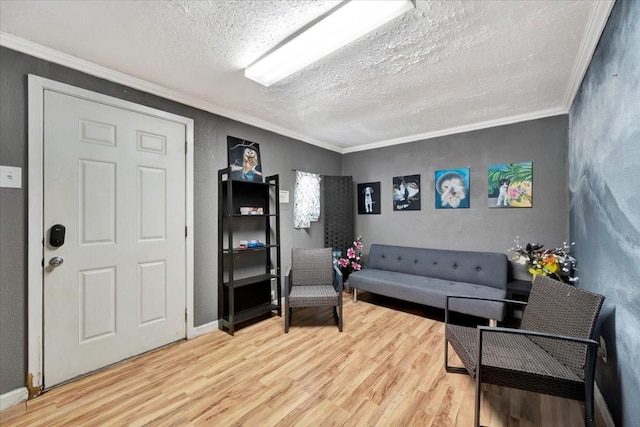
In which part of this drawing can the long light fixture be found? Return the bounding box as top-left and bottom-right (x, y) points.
(245, 0), (415, 87)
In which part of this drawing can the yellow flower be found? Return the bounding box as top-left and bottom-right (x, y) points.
(528, 266), (546, 277)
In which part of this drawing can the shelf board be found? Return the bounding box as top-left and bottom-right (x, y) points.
(223, 273), (279, 288)
(221, 244), (279, 254)
(222, 214), (278, 218)
(222, 303), (279, 324)
(220, 179), (277, 188)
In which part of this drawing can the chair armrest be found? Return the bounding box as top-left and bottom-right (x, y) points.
(333, 264), (343, 292)
(476, 326), (599, 347)
(284, 267), (292, 295)
(445, 295), (527, 324)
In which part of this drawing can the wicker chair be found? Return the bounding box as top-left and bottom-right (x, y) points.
(444, 275), (604, 427)
(285, 248), (343, 333)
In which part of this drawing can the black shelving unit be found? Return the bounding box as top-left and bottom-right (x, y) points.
(218, 168), (281, 335)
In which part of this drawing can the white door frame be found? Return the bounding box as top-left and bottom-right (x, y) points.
(27, 75), (195, 394)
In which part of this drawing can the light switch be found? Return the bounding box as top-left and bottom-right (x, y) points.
(0, 166), (22, 188)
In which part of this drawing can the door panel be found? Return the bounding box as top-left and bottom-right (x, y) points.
(43, 90), (186, 387)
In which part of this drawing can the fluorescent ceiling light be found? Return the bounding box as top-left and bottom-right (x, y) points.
(245, 0), (415, 87)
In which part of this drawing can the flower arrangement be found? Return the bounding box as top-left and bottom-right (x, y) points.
(338, 236), (363, 280)
(510, 236), (578, 283)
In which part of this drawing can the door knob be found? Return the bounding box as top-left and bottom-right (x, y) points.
(49, 256), (64, 268)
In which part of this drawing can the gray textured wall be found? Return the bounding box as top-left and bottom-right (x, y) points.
(343, 115), (569, 276)
(0, 46), (341, 394)
(569, 0), (640, 425)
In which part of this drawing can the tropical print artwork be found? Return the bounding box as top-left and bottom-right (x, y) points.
(488, 162), (533, 208)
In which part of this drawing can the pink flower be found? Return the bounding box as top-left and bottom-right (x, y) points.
(338, 258), (349, 268)
(351, 261), (361, 271)
(354, 241), (363, 250)
(347, 247), (356, 259)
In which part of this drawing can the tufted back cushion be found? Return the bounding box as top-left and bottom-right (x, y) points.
(367, 244), (508, 289)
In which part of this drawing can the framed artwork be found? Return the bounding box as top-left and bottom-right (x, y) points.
(435, 168), (470, 209)
(357, 182), (381, 214)
(227, 136), (262, 182)
(488, 162), (532, 208)
(393, 174), (421, 211)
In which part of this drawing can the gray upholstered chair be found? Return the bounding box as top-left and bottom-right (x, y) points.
(444, 275), (604, 427)
(285, 248), (343, 332)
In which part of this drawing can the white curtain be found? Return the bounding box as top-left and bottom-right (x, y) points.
(294, 171), (321, 229)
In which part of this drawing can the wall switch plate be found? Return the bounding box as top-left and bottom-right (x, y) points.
(0, 166), (22, 188)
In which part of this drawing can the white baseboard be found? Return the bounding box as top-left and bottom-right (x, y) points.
(595, 383), (615, 427)
(0, 387), (28, 410)
(193, 320), (219, 337)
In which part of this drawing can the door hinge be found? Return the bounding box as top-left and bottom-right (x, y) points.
(185, 226), (188, 237)
(185, 141), (187, 154)
(185, 308), (188, 322)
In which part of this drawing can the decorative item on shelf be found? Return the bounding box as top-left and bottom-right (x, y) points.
(247, 240), (264, 248)
(239, 206), (264, 215)
(510, 236), (577, 283)
(338, 236), (363, 282)
(238, 239), (264, 249)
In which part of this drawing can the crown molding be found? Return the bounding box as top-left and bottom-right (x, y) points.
(341, 107), (567, 154)
(2, 8), (608, 157)
(562, 0), (616, 110)
(0, 32), (342, 153)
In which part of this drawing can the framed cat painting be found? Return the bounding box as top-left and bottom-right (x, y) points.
(488, 162), (532, 208)
(393, 175), (421, 211)
(227, 136), (263, 182)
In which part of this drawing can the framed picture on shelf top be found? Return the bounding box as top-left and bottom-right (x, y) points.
(357, 182), (381, 214)
(227, 136), (263, 182)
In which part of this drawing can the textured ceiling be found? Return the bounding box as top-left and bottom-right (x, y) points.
(0, 0), (613, 152)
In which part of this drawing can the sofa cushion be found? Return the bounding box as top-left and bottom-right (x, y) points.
(366, 244), (508, 290)
(349, 269), (506, 320)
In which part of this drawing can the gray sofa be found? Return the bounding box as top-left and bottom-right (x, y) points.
(348, 244), (509, 322)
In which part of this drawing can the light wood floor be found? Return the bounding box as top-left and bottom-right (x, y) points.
(1, 293), (604, 426)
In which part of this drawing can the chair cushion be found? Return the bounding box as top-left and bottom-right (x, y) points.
(445, 324), (583, 384)
(289, 285), (338, 308)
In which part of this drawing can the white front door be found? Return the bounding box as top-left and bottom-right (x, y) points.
(43, 89), (187, 387)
